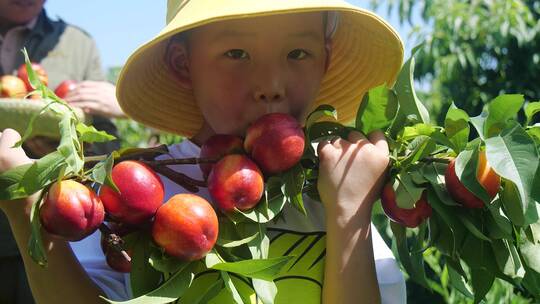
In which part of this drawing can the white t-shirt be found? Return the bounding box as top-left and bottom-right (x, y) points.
(71, 139), (406, 303)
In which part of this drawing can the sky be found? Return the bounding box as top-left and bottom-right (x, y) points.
(44, 0), (417, 70)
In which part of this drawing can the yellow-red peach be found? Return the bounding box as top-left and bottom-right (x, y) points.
(244, 113), (305, 174)
(152, 194), (218, 261)
(381, 183), (432, 228)
(208, 154), (264, 212)
(40, 180), (105, 241)
(445, 151), (500, 208)
(199, 134), (244, 179)
(99, 160), (164, 225)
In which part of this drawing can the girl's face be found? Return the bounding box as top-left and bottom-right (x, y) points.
(169, 12), (330, 142)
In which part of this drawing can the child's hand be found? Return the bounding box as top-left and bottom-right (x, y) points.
(317, 130), (389, 224)
(0, 129), (32, 173)
(0, 129), (33, 214)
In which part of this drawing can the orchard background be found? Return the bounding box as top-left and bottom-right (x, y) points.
(100, 1), (539, 303)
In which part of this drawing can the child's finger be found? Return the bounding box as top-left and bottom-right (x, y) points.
(347, 130), (367, 143)
(0, 128), (22, 149)
(368, 130), (389, 154)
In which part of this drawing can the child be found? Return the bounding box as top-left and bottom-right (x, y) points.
(0, 1), (406, 303)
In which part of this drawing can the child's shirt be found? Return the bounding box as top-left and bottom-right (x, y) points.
(70, 139), (406, 303)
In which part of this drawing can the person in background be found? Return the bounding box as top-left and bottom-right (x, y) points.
(0, 1), (125, 302)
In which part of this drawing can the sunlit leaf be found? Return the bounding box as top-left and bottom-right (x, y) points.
(76, 122), (117, 143)
(102, 262), (194, 304)
(485, 123), (539, 215)
(525, 101), (540, 125)
(445, 103), (470, 153)
(484, 94), (524, 138)
(355, 84), (398, 134)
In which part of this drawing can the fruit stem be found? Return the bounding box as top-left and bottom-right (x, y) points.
(143, 157), (218, 166)
(98, 223), (132, 262)
(84, 145), (169, 164)
(419, 157), (450, 164)
(146, 163), (207, 192)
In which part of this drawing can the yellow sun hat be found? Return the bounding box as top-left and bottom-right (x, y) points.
(116, 0), (404, 137)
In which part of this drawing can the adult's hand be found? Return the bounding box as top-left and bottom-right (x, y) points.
(65, 81), (126, 119)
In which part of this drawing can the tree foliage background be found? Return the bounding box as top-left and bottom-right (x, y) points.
(369, 1), (540, 303)
(372, 0), (540, 123)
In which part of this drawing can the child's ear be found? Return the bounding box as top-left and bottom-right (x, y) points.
(166, 40), (192, 89)
(324, 38), (333, 73)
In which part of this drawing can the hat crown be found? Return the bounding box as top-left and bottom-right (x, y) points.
(166, 0), (190, 24)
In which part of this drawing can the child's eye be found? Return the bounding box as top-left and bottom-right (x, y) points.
(225, 49), (249, 60)
(288, 49), (309, 60)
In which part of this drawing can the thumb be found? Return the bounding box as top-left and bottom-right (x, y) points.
(0, 129), (32, 171)
(0, 128), (22, 149)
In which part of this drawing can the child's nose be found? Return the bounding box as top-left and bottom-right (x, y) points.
(252, 67), (286, 103)
(253, 89), (284, 103)
(253, 79), (286, 103)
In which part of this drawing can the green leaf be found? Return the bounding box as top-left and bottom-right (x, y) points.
(305, 104), (337, 130)
(501, 180), (539, 227)
(484, 94), (524, 138)
(148, 247), (188, 274)
(527, 125), (540, 146)
(22, 48), (43, 90)
(388, 54), (430, 138)
(102, 262), (194, 304)
(492, 239), (525, 279)
(447, 264), (473, 298)
(282, 164), (306, 215)
(457, 211), (491, 242)
(485, 123), (539, 215)
(522, 267), (540, 302)
(400, 135), (436, 168)
(421, 163), (459, 207)
(455, 147), (492, 204)
(221, 271), (248, 304)
(130, 232), (162, 297)
(520, 239), (540, 274)
(89, 154), (118, 193)
(57, 114), (84, 175)
(0, 151), (66, 200)
(390, 221), (429, 288)
(532, 165), (540, 203)
(355, 84), (398, 134)
(526, 221), (540, 244)
(28, 191), (47, 267)
(306, 121), (348, 144)
(426, 190), (465, 257)
(210, 256), (293, 281)
(400, 123), (436, 140)
(470, 111), (488, 140)
(445, 103), (470, 153)
(394, 173), (424, 209)
(485, 200), (513, 240)
(470, 267), (495, 304)
(240, 223), (277, 304)
(525, 101), (540, 125)
(76, 122), (116, 143)
(217, 232), (259, 248)
(205, 250), (225, 268)
(252, 278), (277, 304)
(190, 278), (223, 304)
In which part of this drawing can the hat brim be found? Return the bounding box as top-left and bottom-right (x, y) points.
(117, 1), (404, 137)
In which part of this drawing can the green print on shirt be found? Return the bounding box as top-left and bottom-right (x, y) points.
(179, 229), (326, 303)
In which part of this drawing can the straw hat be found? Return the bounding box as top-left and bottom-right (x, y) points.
(116, 0), (404, 137)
